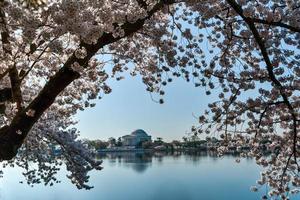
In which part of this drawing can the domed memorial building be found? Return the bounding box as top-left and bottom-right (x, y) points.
(122, 129), (152, 147)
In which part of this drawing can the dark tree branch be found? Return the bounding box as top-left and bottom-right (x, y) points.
(0, 87), (12, 102)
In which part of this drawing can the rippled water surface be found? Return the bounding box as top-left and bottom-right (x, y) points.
(0, 152), (287, 200)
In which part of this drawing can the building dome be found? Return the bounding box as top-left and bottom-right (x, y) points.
(131, 129), (148, 137)
(122, 129), (151, 146)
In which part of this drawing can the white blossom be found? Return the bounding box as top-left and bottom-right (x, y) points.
(26, 109), (35, 117)
(16, 130), (22, 135)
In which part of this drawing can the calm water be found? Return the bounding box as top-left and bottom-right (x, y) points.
(0, 152), (283, 200)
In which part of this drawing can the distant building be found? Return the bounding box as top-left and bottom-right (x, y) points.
(122, 129), (152, 147)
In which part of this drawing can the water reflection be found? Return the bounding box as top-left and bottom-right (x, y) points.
(0, 151), (274, 200)
(98, 152), (153, 173)
(97, 151), (243, 173)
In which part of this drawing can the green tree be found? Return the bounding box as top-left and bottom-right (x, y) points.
(116, 137), (122, 147)
(154, 137), (164, 146)
(89, 140), (109, 150)
(108, 137), (116, 147)
(141, 141), (153, 149)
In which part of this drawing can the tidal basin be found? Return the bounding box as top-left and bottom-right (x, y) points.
(0, 152), (289, 200)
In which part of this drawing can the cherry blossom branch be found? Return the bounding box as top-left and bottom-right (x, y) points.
(250, 17), (300, 34)
(0, 68), (9, 81)
(280, 152), (293, 189)
(226, 0), (300, 188)
(0, 6), (23, 110)
(0, 0), (177, 160)
(255, 101), (285, 139)
(20, 38), (58, 82)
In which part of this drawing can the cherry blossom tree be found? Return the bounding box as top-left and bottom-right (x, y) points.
(0, 0), (299, 198)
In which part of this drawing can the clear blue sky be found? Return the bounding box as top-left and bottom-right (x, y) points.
(74, 16), (221, 142)
(74, 14), (221, 142)
(75, 73), (216, 142)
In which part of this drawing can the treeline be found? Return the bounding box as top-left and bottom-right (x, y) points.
(87, 136), (221, 151)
